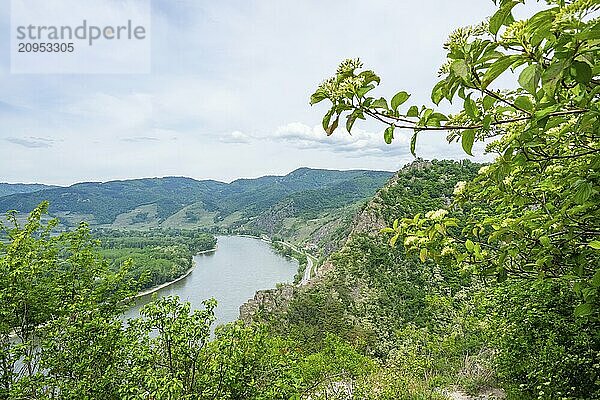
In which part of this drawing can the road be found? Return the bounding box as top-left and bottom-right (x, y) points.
(300, 255), (314, 286)
(275, 240), (316, 286)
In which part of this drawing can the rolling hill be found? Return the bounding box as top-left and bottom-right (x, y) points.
(0, 168), (394, 248)
(0, 183), (58, 198)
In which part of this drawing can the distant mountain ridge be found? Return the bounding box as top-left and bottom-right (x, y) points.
(0, 183), (59, 198)
(0, 169), (394, 240)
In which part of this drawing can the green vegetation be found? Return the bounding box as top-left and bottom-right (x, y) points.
(0, 0), (598, 399)
(0, 205), (373, 399)
(260, 161), (486, 381)
(307, 0), (599, 397)
(260, 160), (600, 399)
(0, 183), (57, 198)
(0, 177), (224, 225)
(96, 229), (217, 291)
(0, 169), (392, 231)
(0, 169), (391, 258)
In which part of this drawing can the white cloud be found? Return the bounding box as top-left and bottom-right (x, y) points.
(5, 136), (59, 148)
(274, 122), (410, 157)
(219, 131), (252, 144)
(121, 136), (159, 143)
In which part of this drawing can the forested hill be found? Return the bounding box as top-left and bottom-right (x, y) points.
(252, 158), (600, 398)
(0, 177), (226, 226)
(0, 183), (58, 198)
(0, 168), (394, 236)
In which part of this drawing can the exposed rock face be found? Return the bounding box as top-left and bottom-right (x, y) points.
(347, 201), (387, 238)
(239, 284), (295, 324)
(239, 167), (403, 322)
(348, 159), (434, 238)
(306, 217), (350, 256)
(253, 199), (296, 235)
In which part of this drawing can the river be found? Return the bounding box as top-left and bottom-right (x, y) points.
(122, 235), (298, 327)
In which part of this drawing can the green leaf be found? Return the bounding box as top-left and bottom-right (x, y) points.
(465, 239), (475, 252)
(533, 105), (559, 120)
(371, 97), (388, 110)
(384, 126), (395, 144)
(419, 248), (428, 262)
(346, 109), (363, 132)
(482, 55), (520, 88)
(357, 84), (376, 98)
(588, 241), (600, 250)
(310, 89), (328, 105)
(322, 108), (334, 132)
(464, 97), (477, 118)
(574, 303), (593, 317)
(483, 95), (496, 110)
(518, 64), (541, 95)
(420, 109), (433, 126)
(461, 129), (475, 156)
(577, 24), (600, 40)
(325, 115), (339, 136)
(391, 91), (410, 111)
(514, 96), (534, 112)
(410, 133), (418, 156)
(482, 115), (492, 130)
(542, 61), (566, 96)
(428, 112), (448, 127)
(435, 223), (446, 235)
(431, 81), (446, 105)
(358, 70), (381, 85)
(572, 61), (592, 85)
(539, 236), (551, 247)
(592, 270), (600, 287)
(574, 181), (592, 205)
(407, 106), (419, 118)
(489, 0), (518, 35)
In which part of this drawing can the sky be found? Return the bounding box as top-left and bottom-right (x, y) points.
(0, 0), (501, 186)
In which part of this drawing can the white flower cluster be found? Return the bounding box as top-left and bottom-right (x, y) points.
(336, 58), (363, 75)
(553, 0), (600, 29)
(316, 59), (367, 102)
(453, 181), (467, 196)
(426, 209), (449, 220)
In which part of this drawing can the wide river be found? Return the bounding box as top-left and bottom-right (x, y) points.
(122, 235), (298, 327)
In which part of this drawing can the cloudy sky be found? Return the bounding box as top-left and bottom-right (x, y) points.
(0, 0), (499, 185)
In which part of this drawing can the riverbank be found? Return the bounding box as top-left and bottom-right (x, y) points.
(236, 234), (271, 243)
(133, 246), (218, 299)
(271, 240), (318, 285)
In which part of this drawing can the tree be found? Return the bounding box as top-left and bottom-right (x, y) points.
(0, 202), (137, 398)
(311, 0), (599, 315)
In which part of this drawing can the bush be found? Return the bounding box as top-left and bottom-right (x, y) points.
(487, 278), (600, 400)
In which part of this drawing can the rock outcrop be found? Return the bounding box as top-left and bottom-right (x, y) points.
(239, 284), (295, 323)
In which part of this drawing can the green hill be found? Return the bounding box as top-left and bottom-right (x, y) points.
(0, 169), (394, 244)
(0, 183), (58, 198)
